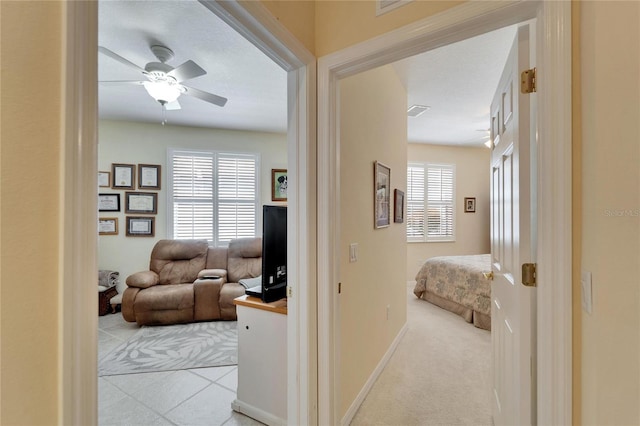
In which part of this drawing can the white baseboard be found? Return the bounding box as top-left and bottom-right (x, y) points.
(232, 399), (286, 426)
(340, 323), (409, 426)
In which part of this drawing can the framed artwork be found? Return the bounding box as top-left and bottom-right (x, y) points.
(98, 171), (111, 188)
(125, 191), (157, 214)
(464, 197), (476, 213)
(394, 189), (405, 223)
(271, 169), (288, 201)
(112, 163), (135, 189)
(138, 164), (161, 190)
(98, 193), (120, 212)
(98, 218), (118, 235)
(126, 216), (155, 237)
(374, 161), (391, 229)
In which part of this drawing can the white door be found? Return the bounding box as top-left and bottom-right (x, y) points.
(490, 24), (536, 426)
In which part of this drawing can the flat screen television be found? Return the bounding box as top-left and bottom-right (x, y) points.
(249, 205), (287, 303)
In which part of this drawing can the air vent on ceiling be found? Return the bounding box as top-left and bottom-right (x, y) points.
(407, 104), (430, 117)
(376, 0), (413, 16)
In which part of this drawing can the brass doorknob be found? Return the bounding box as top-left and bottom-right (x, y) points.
(482, 271), (494, 280)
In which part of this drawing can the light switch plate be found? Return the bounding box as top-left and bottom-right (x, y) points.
(349, 243), (358, 263)
(581, 270), (592, 314)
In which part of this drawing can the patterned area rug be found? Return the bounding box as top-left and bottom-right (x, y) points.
(99, 321), (237, 376)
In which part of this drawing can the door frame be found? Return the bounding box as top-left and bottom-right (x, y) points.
(60, 1), (316, 424)
(317, 1), (572, 425)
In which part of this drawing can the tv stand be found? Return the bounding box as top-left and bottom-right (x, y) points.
(232, 295), (287, 425)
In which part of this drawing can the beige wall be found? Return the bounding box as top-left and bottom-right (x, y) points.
(260, 0), (316, 55)
(315, 0), (462, 56)
(98, 121), (287, 293)
(579, 2), (640, 425)
(260, 0), (462, 57)
(0, 1), (62, 424)
(339, 65), (407, 419)
(406, 143), (490, 281)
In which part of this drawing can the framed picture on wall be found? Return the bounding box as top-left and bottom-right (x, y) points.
(98, 171), (111, 188)
(112, 163), (135, 189)
(374, 161), (391, 229)
(126, 216), (155, 237)
(464, 197), (476, 213)
(98, 193), (120, 212)
(138, 164), (161, 190)
(98, 218), (118, 235)
(125, 192), (157, 214)
(394, 189), (404, 223)
(271, 169), (288, 201)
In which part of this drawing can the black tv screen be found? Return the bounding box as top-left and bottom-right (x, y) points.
(261, 205), (287, 302)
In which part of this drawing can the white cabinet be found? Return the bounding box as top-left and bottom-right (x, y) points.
(232, 296), (287, 426)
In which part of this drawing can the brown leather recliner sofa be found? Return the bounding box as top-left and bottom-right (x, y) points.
(122, 237), (261, 326)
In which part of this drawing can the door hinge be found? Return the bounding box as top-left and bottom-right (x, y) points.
(522, 263), (537, 287)
(338, 282), (342, 294)
(521, 67), (536, 94)
(287, 286), (293, 298)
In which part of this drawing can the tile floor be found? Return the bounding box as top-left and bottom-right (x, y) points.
(98, 313), (263, 426)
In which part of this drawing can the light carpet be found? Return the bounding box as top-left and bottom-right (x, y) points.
(350, 283), (492, 425)
(98, 321), (237, 376)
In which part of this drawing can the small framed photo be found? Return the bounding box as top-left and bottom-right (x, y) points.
(138, 164), (161, 190)
(126, 216), (155, 237)
(374, 161), (391, 229)
(271, 169), (288, 201)
(98, 218), (118, 235)
(125, 191), (157, 214)
(112, 163), (135, 189)
(98, 171), (111, 188)
(98, 193), (120, 212)
(464, 197), (476, 213)
(394, 189), (404, 223)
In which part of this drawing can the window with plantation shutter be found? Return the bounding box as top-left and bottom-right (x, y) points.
(406, 163), (455, 242)
(169, 149), (259, 246)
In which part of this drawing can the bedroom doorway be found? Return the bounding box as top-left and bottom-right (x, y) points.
(317, 2), (571, 425)
(63, 2), (315, 424)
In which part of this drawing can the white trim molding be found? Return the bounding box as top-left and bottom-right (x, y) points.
(59, 1), (98, 424)
(341, 324), (408, 426)
(317, 1), (571, 424)
(535, 2), (573, 425)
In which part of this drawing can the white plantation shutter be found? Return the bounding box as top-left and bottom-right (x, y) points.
(407, 163), (455, 242)
(169, 150), (258, 246)
(426, 165), (454, 240)
(406, 165), (425, 240)
(216, 154), (257, 244)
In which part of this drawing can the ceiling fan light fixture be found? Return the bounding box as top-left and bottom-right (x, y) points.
(143, 80), (181, 104)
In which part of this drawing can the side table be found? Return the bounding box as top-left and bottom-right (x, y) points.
(99, 286), (118, 316)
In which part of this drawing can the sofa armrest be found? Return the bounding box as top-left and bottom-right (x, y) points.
(197, 269), (227, 282)
(193, 279), (224, 321)
(126, 271), (159, 289)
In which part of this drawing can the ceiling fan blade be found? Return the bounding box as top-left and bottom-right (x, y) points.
(98, 46), (145, 73)
(99, 80), (145, 86)
(168, 60), (207, 83)
(182, 85), (227, 107)
(165, 100), (181, 110)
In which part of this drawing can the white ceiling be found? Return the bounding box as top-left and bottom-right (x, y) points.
(98, 1), (287, 132)
(394, 24), (517, 146)
(98, 1), (516, 147)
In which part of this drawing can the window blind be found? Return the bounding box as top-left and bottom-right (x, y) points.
(169, 150), (258, 246)
(407, 163), (455, 242)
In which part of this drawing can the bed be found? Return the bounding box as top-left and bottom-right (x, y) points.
(413, 254), (492, 330)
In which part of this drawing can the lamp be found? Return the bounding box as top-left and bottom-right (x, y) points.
(143, 80), (181, 104)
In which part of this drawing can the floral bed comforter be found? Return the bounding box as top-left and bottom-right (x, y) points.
(413, 254), (492, 317)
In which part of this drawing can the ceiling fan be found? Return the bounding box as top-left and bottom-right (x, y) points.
(98, 44), (227, 111)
